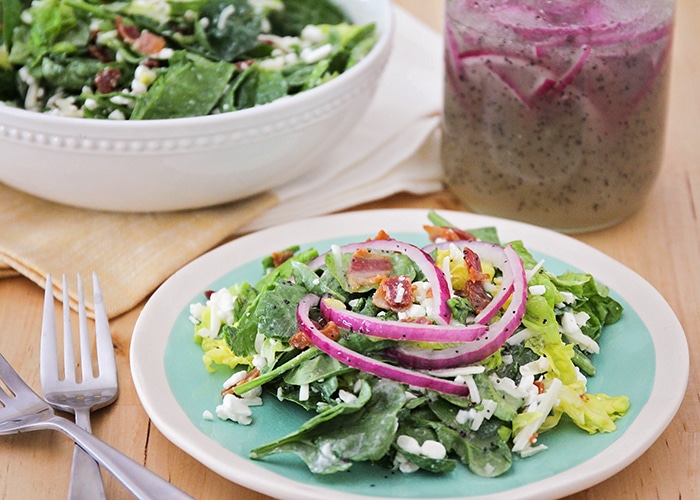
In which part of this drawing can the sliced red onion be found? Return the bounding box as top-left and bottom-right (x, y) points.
(320, 297), (487, 343)
(424, 240), (515, 325)
(308, 239), (452, 325)
(297, 294), (470, 396)
(387, 245), (527, 370)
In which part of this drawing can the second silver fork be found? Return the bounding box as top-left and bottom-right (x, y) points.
(41, 273), (119, 500)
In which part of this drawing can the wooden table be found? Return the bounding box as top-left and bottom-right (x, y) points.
(1, 1), (698, 498)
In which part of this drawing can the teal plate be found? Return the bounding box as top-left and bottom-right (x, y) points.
(131, 209), (688, 500)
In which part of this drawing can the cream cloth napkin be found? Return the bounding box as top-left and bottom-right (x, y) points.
(0, 5), (443, 318)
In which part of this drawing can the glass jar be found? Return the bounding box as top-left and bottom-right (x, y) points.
(441, 0), (675, 232)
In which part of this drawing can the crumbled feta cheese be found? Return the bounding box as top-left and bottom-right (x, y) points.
(560, 311), (599, 353)
(108, 109), (126, 120)
(519, 356), (551, 377)
(83, 98), (98, 111)
(512, 378), (563, 455)
(397, 303), (427, 321)
(222, 370), (248, 390)
(216, 393), (254, 425)
(301, 24), (325, 43)
(491, 378), (523, 408)
(110, 95), (133, 106)
(300, 43), (332, 64)
(559, 291), (576, 304)
(338, 389), (357, 404)
(202, 410), (214, 420)
(217, 4), (236, 30)
(396, 435), (421, 455)
(455, 374), (480, 403)
(394, 452), (419, 473)
(298, 383), (310, 402)
(420, 440), (446, 460)
(423, 365), (485, 378)
(258, 55), (286, 71)
(528, 284), (547, 296)
(506, 327), (535, 346)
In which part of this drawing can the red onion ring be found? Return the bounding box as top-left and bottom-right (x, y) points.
(297, 294), (470, 396)
(424, 240), (515, 325)
(320, 296), (487, 342)
(386, 245), (527, 370)
(308, 239), (452, 325)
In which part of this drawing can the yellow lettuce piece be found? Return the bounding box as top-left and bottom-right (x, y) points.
(199, 337), (253, 372)
(551, 381), (630, 434)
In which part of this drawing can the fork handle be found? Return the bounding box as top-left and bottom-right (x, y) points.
(69, 408), (106, 500)
(37, 415), (194, 500)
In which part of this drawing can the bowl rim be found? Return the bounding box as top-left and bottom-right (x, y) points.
(0, 0), (394, 131)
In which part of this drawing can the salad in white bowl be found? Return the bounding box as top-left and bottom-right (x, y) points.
(0, 0), (378, 119)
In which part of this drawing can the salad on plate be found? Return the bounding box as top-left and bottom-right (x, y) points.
(0, 0), (376, 119)
(188, 211), (629, 478)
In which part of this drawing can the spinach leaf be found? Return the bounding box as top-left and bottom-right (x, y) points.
(199, 0), (260, 61)
(283, 352), (348, 385)
(268, 0), (348, 36)
(251, 379), (406, 474)
(255, 280), (309, 341)
(130, 50), (234, 119)
(1, 0), (26, 50)
(232, 65), (288, 110)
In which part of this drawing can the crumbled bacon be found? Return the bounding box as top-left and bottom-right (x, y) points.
(290, 320), (340, 350)
(115, 16), (166, 55)
(346, 248), (393, 291)
(533, 380), (546, 394)
(369, 229), (392, 241)
(399, 316), (432, 325)
(372, 275), (414, 312)
(133, 30), (167, 56)
(456, 247), (492, 313)
(423, 225), (477, 242)
(88, 44), (113, 63)
(115, 16), (140, 42)
(271, 250), (294, 268)
(94, 67), (122, 93)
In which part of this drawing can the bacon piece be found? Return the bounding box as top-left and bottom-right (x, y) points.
(88, 44), (113, 62)
(115, 16), (166, 56)
(456, 247), (492, 314)
(372, 275), (414, 312)
(369, 229), (391, 241)
(271, 250), (294, 268)
(133, 30), (167, 56)
(94, 67), (122, 93)
(423, 225), (477, 242)
(346, 248), (393, 291)
(116, 16), (139, 42)
(289, 320), (340, 350)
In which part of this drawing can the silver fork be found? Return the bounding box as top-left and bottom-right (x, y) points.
(0, 352), (193, 499)
(41, 273), (117, 499)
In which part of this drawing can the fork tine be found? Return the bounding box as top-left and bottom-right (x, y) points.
(92, 272), (116, 379)
(76, 273), (94, 382)
(0, 353), (33, 399)
(62, 275), (76, 382)
(40, 275), (59, 385)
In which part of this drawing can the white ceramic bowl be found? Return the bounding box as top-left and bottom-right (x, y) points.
(0, 0), (393, 212)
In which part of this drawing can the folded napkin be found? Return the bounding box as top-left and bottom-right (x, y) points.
(0, 5), (443, 318)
